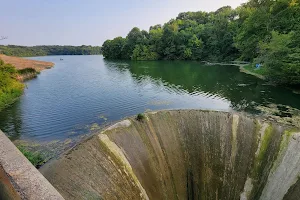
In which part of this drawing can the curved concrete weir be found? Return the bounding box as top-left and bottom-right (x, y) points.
(41, 110), (300, 200)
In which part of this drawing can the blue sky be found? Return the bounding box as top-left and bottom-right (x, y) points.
(1, 0), (247, 46)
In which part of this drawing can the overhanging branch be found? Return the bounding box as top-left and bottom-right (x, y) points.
(0, 36), (8, 40)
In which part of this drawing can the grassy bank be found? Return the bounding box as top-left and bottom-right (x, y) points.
(203, 61), (267, 80)
(17, 146), (45, 168)
(0, 54), (54, 72)
(239, 64), (267, 80)
(0, 55), (54, 112)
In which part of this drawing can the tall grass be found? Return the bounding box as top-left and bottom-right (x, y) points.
(17, 146), (45, 168)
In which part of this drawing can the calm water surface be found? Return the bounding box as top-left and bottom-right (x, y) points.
(1, 55), (300, 142)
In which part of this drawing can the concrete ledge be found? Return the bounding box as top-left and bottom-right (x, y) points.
(0, 130), (64, 200)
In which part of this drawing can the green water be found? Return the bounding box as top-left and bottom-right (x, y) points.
(0, 56), (299, 144)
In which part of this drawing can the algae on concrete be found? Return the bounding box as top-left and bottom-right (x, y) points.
(40, 110), (300, 200)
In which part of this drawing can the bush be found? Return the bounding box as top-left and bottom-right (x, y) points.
(136, 113), (146, 121)
(0, 59), (24, 111)
(17, 146), (45, 168)
(18, 68), (37, 75)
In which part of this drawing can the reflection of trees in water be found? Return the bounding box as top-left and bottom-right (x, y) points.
(104, 59), (300, 112)
(0, 99), (22, 140)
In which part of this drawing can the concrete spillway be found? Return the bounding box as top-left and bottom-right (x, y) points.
(41, 110), (300, 200)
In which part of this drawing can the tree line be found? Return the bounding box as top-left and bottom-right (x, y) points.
(0, 45), (102, 57)
(102, 0), (300, 86)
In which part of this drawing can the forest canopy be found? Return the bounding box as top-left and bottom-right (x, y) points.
(102, 0), (300, 86)
(0, 45), (102, 57)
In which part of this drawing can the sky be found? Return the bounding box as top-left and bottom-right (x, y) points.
(1, 0), (247, 46)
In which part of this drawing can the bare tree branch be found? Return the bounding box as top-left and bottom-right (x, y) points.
(0, 36), (8, 40)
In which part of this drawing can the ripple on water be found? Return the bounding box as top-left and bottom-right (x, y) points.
(1, 55), (300, 146)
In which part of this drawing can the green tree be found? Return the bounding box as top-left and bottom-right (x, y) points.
(0, 60), (24, 111)
(122, 27), (144, 59)
(258, 31), (300, 85)
(132, 45), (158, 61)
(102, 37), (126, 59)
(101, 0), (300, 86)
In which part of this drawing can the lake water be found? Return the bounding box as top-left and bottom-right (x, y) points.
(1, 55), (300, 143)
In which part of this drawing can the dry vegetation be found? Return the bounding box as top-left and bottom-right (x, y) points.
(0, 54), (54, 72)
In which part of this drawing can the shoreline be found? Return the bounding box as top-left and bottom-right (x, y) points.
(0, 54), (54, 82)
(0, 54), (54, 71)
(239, 65), (266, 80)
(0, 55), (55, 112)
(203, 61), (266, 80)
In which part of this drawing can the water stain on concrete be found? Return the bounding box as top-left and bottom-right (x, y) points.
(40, 110), (300, 200)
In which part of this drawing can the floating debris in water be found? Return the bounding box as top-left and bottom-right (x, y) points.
(64, 139), (72, 145)
(98, 115), (108, 121)
(90, 123), (101, 131)
(292, 90), (300, 94)
(237, 83), (250, 87)
(148, 100), (172, 106)
(67, 131), (76, 136)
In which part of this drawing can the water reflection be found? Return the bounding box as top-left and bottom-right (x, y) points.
(0, 56), (299, 143)
(0, 99), (23, 140)
(106, 60), (300, 113)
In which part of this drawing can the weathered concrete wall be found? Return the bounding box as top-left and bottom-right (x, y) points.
(0, 164), (21, 200)
(0, 130), (65, 200)
(41, 110), (300, 200)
